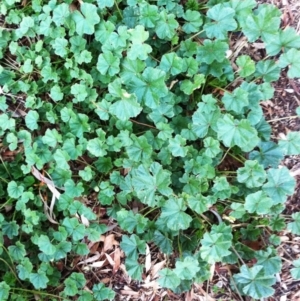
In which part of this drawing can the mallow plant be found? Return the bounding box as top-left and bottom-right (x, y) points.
(0, 0), (300, 299)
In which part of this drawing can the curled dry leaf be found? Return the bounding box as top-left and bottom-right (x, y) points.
(145, 244), (151, 273)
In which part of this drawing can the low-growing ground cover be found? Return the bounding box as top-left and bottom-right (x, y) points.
(0, 0), (300, 300)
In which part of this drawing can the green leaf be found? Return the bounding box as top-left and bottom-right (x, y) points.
(25, 110), (39, 130)
(71, 83), (88, 103)
(242, 5), (281, 42)
(16, 258), (33, 280)
(125, 258), (143, 279)
(236, 55), (255, 77)
(255, 248), (282, 275)
(159, 52), (183, 76)
(2, 221), (19, 239)
(7, 181), (24, 198)
(52, 37), (68, 57)
(8, 241), (26, 261)
(255, 60), (280, 82)
(244, 191), (272, 215)
(37, 235), (56, 256)
(64, 273), (86, 297)
(174, 256), (200, 280)
(249, 141), (284, 168)
(233, 265), (276, 299)
(97, 51), (120, 77)
(222, 88), (249, 114)
(126, 135), (152, 162)
(237, 160), (266, 188)
(62, 217), (86, 241)
(182, 10), (203, 34)
(93, 283), (115, 301)
(96, 0), (114, 9)
(120, 234), (145, 260)
(155, 11), (178, 40)
(153, 231), (173, 254)
(87, 138), (107, 157)
(186, 194), (210, 214)
(203, 137), (221, 158)
(42, 128), (62, 148)
(139, 3), (159, 28)
(131, 162), (172, 206)
(158, 268), (181, 290)
(29, 270), (49, 289)
(217, 114), (259, 152)
(168, 135), (188, 157)
(200, 223), (232, 264)
(117, 209), (148, 234)
(52, 3), (70, 26)
(265, 27), (300, 56)
(50, 85), (64, 101)
(204, 4), (237, 39)
(263, 167), (295, 204)
(279, 131), (300, 155)
(127, 25), (152, 60)
(279, 48), (300, 78)
(287, 212), (300, 235)
(196, 39), (228, 64)
(291, 259), (300, 280)
(0, 282), (10, 300)
(109, 94), (142, 121)
(72, 3), (100, 35)
(160, 197), (192, 231)
(180, 74), (205, 95)
(127, 67), (168, 109)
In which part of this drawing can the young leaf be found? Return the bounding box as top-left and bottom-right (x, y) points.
(25, 110), (39, 130)
(236, 55), (255, 77)
(8, 241), (26, 261)
(155, 11), (178, 40)
(36, 235), (56, 256)
(182, 10), (203, 34)
(255, 248), (282, 275)
(233, 265), (276, 299)
(7, 181), (24, 198)
(97, 51), (120, 77)
(72, 3), (100, 35)
(128, 25), (152, 60)
(168, 135), (188, 157)
(159, 52), (183, 76)
(139, 3), (159, 28)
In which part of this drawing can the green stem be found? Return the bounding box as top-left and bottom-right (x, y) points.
(114, 0), (122, 18)
(0, 258), (23, 287)
(11, 288), (72, 300)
